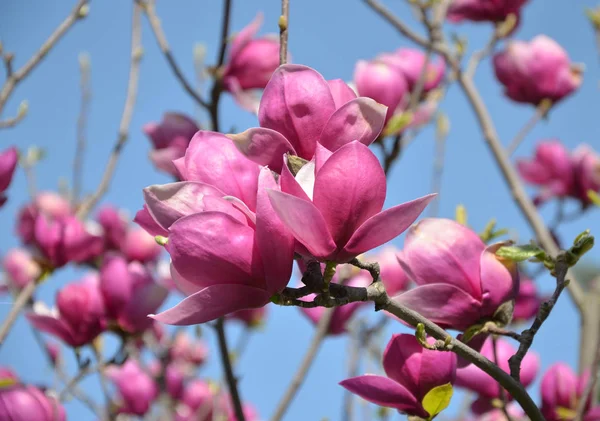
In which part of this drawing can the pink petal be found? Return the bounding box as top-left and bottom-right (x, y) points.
(228, 13), (263, 64)
(314, 142), (333, 173)
(280, 156), (310, 201)
(170, 263), (201, 296)
(167, 212), (259, 289)
(391, 283), (482, 330)
(327, 79), (357, 108)
(143, 182), (224, 231)
(26, 314), (75, 347)
(319, 98), (387, 151)
(343, 194), (435, 259)
(200, 196), (251, 225)
(150, 284), (271, 325)
(313, 142), (386, 248)
(149, 147), (186, 176)
(173, 157), (187, 179)
(255, 168), (294, 292)
(228, 127), (295, 173)
(340, 375), (424, 415)
(258, 64), (336, 159)
(479, 243), (519, 318)
(134, 205), (169, 237)
(267, 190), (337, 259)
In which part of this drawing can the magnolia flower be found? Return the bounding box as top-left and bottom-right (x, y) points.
(16, 191), (72, 244)
(268, 141), (434, 263)
(493, 35), (582, 106)
(517, 140), (600, 206)
(175, 380), (216, 421)
(99, 255), (168, 333)
(145, 168), (294, 325)
(368, 246), (410, 296)
(378, 48), (446, 93)
(393, 218), (519, 331)
(513, 277), (541, 323)
(143, 112), (199, 177)
(447, 0), (529, 23)
(169, 332), (209, 366)
(1, 248), (41, 291)
(222, 14), (281, 113)
(96, 205), (128, 250)
(341, 334), (456, 419)
(456, 338), (539, 414)
(107, 360), (158, 416)
(541, 363), (600, 421)
(121, 227), (162, 263)
(229, 64), (387, 172)
(27, 275), (106, 347)
(0, 146), (18, 207)
(0, 367), (65, 421)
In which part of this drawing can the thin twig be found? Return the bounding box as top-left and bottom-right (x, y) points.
(508, 257), (569, 381)
(76, 3), (142, 219)
(216, 0), (232, 68)
(0, 0), (89, 118)
(428, 118), (447, 217)
(216, 318), (246, 421)
(140, 0), (209, 109)
(0, 111), (26, 129)
(233, 327), (252, 364)
(0, 280), (37, 348)
(279, 0), (290, 65)
(465, 30), (501, 80)
(72, 52), (92, 204)
(493, 337), (515, 421)
(270, 308), (334, 421)
(506, 101), (551, 156)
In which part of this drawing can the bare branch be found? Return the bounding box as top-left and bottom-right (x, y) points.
(493, 337), (515, 421)
(0, 280), (37, 348)
(216, 0), (233, 68)
(506, 100), (551, 156)
(140, 0), (209, 109)
(279, 0), (290, 65)
(76, 3), (143, 218)
(72, 52), (92, 204)
(215, 318), (246, 421)
(0, 0), (89, 119)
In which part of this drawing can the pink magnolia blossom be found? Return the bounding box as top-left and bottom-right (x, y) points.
(341, 334), (456, 419)
(171, 130), (261, 211)
(541, 363), (600, 421)
(165, 362), (186, 400)
(368, 246), (410, 296)
(222, 14), (281, 113)
(227, 305), (268, 328)
(493, 35), (582, 106)
(0, 367), (65, 421)
(572, 145), (600, 204)
(456, 338), (539, 414)
(33, 214), (103, 268)
(393, 218), (519, 331)
(16, 191), (72, 244)
(169, 332), (209, 366)
(447, 0), (528, 23)
(268, 141), (434, 263)
(106, 360), (158, 416)
(121, 227), (162, 263)
(96, 205), (128, 250)
(513, 277), (541, 323)
(300, 271), (371, 335)
(99, 255), (168, 333)
(0, 146), (18, 207)
(143, 112), (199, 176)
(27, 275), (106, 347)
(517, 140), (600, 206)
(379, 49), (446, 94)
(145, 168), (294, 325)
(229, 64), (387, 172)
(354, 58), (409, 124)
(1, 248), (41, 291)
(175, 380), (216, 421)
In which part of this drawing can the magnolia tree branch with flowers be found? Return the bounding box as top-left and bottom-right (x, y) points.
(0, 0), (599, 420)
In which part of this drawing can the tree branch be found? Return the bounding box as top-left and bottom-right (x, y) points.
(140, 0), (209, 109)
(507, 100), (551, 157)
(279, 0), (290, 65)
(215, 317), (246, 421)
(493, 337), (515, 421)
(76, 2), (142, 218)
(72, 52), (92, 204)
(0, 280), (37, 348)
(0, 0), (89, 119)
(270, 308), (334, 421)
(508, 256), (569, 381)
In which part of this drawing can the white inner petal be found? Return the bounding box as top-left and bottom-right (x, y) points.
(295, 160), (316, 200)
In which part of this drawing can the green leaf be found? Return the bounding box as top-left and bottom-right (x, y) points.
(589, 190), (600, 207)
(495, 244), (546, 263)
(382, 111), (413, 136)
(0, 378), (16, 389)
(422, 383), (453, 420)
(455, 204), (467, 226)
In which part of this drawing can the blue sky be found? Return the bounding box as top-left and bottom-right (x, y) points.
(0, 0), (599, 420)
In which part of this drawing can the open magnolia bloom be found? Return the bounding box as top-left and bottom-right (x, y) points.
(393, 218), (519, 331)
(341, 334), (456, 419)
(143, 168), (295, 325)
(229, 64), (387, 172)
(447, 0), (529, 23)
(268, 141), (435, 263)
